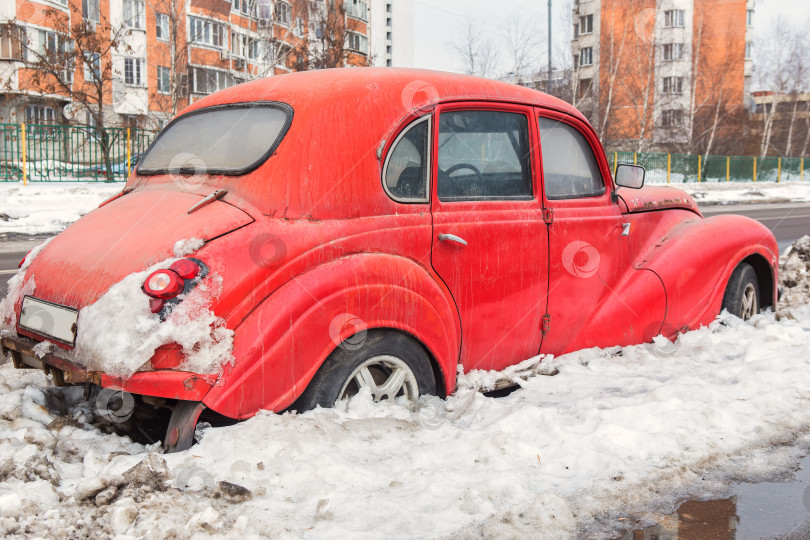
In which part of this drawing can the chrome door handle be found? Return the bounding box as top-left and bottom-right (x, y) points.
(438, 233), (467, 246)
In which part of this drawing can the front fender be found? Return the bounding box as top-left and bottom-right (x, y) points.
(202, 253), (461, 418)
(642, 214), (778, 332)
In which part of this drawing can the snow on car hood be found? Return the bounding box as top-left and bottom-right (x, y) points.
(19, 188), (253, 312)
(617, 185), (702, 215)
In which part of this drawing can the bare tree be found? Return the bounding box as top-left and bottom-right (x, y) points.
(22, 4), (132, 181)
(146, 0), (191, 119)
(450, 20), (499, 79)
(501, 15), (542, 84)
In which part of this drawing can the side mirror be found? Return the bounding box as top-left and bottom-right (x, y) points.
(615, 164), (645, 189)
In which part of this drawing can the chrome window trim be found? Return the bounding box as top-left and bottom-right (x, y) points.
(381, 115), (431, 204)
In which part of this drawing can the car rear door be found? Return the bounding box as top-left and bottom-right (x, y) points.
(430, 103), (549, 372)
(536, 110), (666, 356)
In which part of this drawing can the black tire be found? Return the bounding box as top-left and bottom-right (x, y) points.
(722, 262), (759, 320)
(293, 329), (436, 412)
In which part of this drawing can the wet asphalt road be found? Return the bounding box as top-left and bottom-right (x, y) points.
(1, 202), (809, 299)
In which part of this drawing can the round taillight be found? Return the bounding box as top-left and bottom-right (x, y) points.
(169, 259), (200, 280)
(143, 269), (184, 299)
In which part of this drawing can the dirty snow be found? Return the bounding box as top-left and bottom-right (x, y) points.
(71, 262), (233, 378)
(0, 182), (121, 235)
(0, 240), (807, 538)
(681, 181), (810, 205)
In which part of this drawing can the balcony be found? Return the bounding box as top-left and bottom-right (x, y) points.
(344, 0), (368, 22)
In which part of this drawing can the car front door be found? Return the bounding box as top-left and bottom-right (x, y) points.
(536, 111), (666, 356)
(430, 104), (549, 372)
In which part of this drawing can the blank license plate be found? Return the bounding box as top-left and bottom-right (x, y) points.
(19, 296), (79, 346)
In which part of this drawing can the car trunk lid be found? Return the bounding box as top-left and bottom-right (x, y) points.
(21, 188), (253, 312)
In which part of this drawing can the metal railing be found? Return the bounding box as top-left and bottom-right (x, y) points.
(607, 151), (809, 184)
(0, 123), (157, 182)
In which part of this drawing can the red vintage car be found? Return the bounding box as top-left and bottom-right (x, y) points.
(1, 69), (779, 451)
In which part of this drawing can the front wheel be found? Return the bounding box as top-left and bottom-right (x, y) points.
(722, 262), (759, 320)
(293, 330), (436, 411)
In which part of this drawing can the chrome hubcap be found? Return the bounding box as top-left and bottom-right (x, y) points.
(339, 355), (419, 402)
(741, 283), (758, 320)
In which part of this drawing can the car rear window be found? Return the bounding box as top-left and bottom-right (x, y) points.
(137, 103), (292, 176)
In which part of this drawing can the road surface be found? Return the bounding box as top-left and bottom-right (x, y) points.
(1, 202), (809, 299)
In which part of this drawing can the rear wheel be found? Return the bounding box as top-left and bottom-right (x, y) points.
(293, 330), (436, 411)
(722, 263), (759, 320)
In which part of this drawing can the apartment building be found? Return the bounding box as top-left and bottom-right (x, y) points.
(0, 0), (371, 129)
(571, 0), (754, 150)
(369, 0), (413, 68)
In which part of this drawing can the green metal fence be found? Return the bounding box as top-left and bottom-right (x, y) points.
(606, 151), (810, 184)
(0, 123), (157, 182)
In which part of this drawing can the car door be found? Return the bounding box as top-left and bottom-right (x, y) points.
(430, 103), (549, 372)
(536, 111), (666, 356)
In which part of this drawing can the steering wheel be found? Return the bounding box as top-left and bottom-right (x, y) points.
(444, 163), (483, 180)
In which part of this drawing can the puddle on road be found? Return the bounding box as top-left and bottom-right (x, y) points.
(618, 454), (810, 539)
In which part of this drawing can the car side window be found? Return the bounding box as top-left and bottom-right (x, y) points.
(538, 116), (605, 200)
(437, 110), (532, 201)
(383, 117), (429, 203)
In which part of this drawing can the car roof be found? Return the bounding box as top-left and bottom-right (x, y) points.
(150, 68), (592, 220)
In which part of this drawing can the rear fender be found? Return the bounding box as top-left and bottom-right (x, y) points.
(202, 253), (461, 418)
(642, 215), (778, 332)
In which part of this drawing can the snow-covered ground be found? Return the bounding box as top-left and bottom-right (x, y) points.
(680, 181), (810, 205)
(0, 182), (121, 236)
(0, 236), (806, 537)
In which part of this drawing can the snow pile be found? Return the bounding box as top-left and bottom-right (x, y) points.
(0, 238), (52, 337)
(73, 261), (233, 378)
(0, 304), (803, 538)
(0, 182), (121, 235)
(780, 235), (810, 308)
(172, 237), (204, 257)
(681, 181), (810, 205)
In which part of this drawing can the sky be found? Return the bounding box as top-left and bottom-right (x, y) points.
(412, 0), (810, 77)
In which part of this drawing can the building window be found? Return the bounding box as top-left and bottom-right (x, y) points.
(579, 14), (593, 35)
(661, 109), (683, 127)
(157, 66), (170, 94)
(745, 42), (753, 59)
(579, 47), (593, 66)
(345, 0), (368, 21)
(124, 57), (144, 86)
(663, 43), (684, 61)
(83, 0), (100, 23)
(31, 30), (74, 82)
(578, 78), (593, 99)
(190, 66), (233, 95)
(189, 16), (225, 48)
(26, 104), (56, 124)
(347, 31), (369, 54)
(83, 51), (100, 81)
(662, 76), (683, 94)
(0, 23), (25, 61)
(276, 1), (291, 26)
(123, 0), (145, 30)
(664, 10), (685, 28)
(231, 31), (246, 57)
(233, 0), (258, 17)
(156, 13), (170, 41)
(747, 9), (754, 27)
